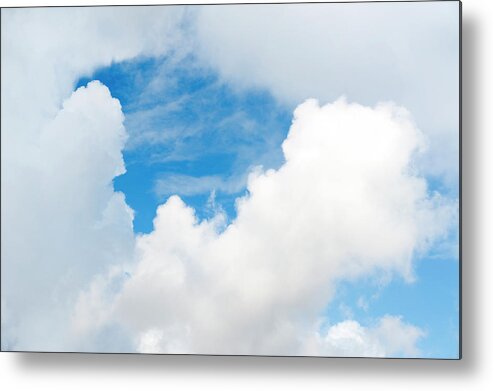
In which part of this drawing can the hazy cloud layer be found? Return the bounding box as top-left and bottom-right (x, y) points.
(194, 2), (460, 187)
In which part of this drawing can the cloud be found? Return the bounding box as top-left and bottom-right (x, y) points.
(73, 98), (455, 356)
(154, 174), (247, 198)
(303, 316), (425, 358)
(1, 81), (135, 351)
(1, 6), (185, 351)
(193, 2), (460, 187)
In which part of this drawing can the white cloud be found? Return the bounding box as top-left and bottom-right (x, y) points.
(74, 98), (455, 356)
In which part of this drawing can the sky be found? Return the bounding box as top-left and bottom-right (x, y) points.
(1, 2), (460, 358)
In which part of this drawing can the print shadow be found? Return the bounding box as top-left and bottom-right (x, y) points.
(11, 9), (479, 379)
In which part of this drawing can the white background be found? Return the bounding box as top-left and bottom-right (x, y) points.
(0, 0), (491, 390)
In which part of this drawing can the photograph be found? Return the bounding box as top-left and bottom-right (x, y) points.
(1, 1), (460, 359)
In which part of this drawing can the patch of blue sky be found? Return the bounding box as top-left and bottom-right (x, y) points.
(76, 54), (292, 233)
(325, 255), (459, 358)
(427, 177), (458, 200)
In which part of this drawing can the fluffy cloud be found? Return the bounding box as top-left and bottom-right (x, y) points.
(73, 98), (455, 356)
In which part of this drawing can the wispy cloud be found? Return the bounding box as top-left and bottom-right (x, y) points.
(154, 173), (247, 197)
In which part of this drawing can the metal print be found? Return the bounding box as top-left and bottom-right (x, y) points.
(0, 1), (461, 358)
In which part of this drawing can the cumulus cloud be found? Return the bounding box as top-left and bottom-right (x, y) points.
(73, 98), (455, 356)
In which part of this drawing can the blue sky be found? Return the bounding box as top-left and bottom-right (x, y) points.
(77, 55), (291, 232)
(326, 259), (459, 358)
